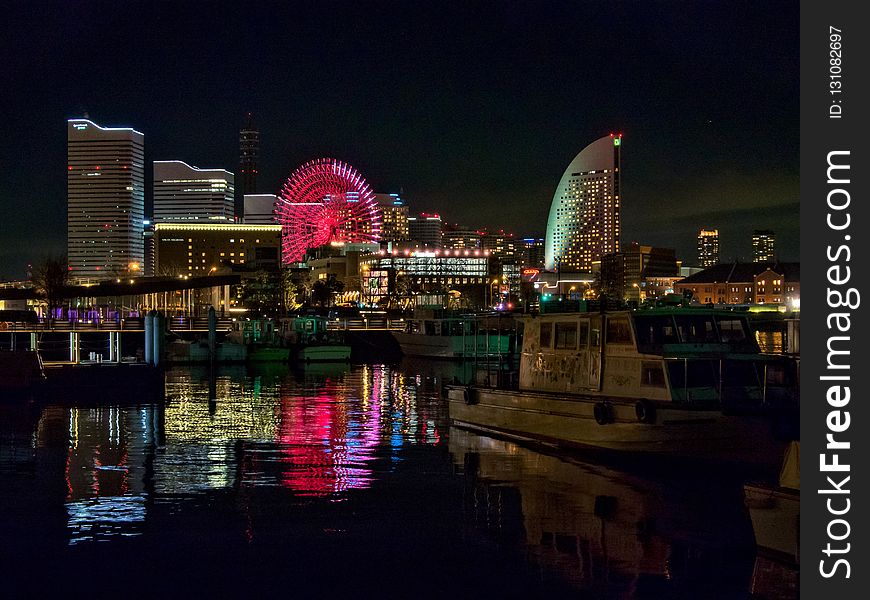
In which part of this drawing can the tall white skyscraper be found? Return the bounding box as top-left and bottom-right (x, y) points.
(67, 119), (145, 281)
(545, 134), (622, 272)
(153, 161), (235, 222)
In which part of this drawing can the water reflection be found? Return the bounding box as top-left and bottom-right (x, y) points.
(37, 363), (452, 546)
(64, 406), (157, 544)
(449, 426), (758, 598)
(0, 362), (787, 597)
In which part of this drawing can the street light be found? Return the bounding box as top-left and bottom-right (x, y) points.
(490, 278), (500, 308)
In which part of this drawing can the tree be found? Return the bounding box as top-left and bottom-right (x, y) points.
(279, 267), (302, 312)
(31, 254), (69, 315)
(238, 270), (280, 318)
(310, 274), (344, 308)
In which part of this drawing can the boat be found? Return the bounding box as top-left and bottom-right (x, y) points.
(235, 319), (290, 362)
(391, 308), (519, 360)
(744, 441), (799, 596)
(445, 306), (798, 464)
(288, 315), (351, 362)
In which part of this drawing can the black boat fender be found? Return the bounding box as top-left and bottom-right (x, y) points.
(635, 399), (656, 424)
(463, 386), (477, 405)
(593, 401), (613, 425)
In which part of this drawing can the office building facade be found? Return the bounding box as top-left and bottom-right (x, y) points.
(408, 213), (443, 247)
(153, 161), (235, 222)
(243, 193), (278, 224)
(752, 230), (776, 262)
(67, 118), (145, 282)
(374, 193), (410, 241)
(153, 223), (282, 276)
(697, 228), (720, 267)
(545, 134), (621, 271)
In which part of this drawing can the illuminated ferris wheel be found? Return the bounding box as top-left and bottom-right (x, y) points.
(274, 158), (381, 263)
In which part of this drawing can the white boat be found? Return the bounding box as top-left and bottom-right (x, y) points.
(744, 441), (800, 564)
(743, 441), (799, 597)
(391, 309), (518, 360)
(446, 307), (798, 463)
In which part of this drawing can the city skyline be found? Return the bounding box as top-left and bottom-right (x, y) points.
(0, 2), (798, 278)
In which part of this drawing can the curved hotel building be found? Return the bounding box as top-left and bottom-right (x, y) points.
(544, 134), (621, 272)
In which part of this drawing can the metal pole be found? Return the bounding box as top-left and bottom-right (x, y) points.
(208, 306), (217, 368)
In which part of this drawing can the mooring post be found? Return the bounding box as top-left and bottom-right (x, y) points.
(152, 311), (165, 367)
(144, 311), (154, 365)
(208, 306), (217, 368)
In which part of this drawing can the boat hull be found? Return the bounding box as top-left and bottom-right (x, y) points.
(391, 331), (515, 360)
(446, 386), (785, 464)
(392, 331), (457, 358)
(296, 345), (351, 362)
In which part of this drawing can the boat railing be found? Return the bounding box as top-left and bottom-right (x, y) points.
(664, 355), (798, 409)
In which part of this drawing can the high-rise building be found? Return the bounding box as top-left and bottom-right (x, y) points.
(374, 193), (410, 241)
(243, 194), (278, 224)
(153, 161), (235, 222)
(752, 229), (776, 262)
(239, 113), (259, 214)
(697, 228), (720, 267)
(521, 238), (545, 269)
(545, 134), (621, 271)
(408, 213), (443, 247)
(481, 230), (519, 259)
(67, 118), (145, 282)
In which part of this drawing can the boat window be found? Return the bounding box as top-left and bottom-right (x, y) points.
(723, 359), (760, 388)
(633, 315), (678, 348)
(606, 317), (632, 345)
(445, 321), (464, 336)
(765, 361), (790, 386)
(578, 321), (590, 348)
(539, 322), (553, 349)
(674, 315), (717, 343)
(641, 361), (666, 387)
(424, 321), (436, 336)
(715, 316), (748, 343)
(667, 359), (721, 402)
(554, 322), (578, 350)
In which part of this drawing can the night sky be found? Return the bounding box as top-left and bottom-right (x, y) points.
(0, 1), (798, 279)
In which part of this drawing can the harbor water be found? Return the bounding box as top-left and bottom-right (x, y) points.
(0, 361), (795, 598)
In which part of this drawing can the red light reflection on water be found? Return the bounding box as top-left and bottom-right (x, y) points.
(275, 385), (382, 496)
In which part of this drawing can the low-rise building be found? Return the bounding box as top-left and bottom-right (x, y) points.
(153, 222), (282, 276)
(673, 261), (800, 307)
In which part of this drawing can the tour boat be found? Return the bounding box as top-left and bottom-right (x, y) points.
(445, 307), (798, 463)
(391, 309), (519, 360)
(288, 316), (351, 363)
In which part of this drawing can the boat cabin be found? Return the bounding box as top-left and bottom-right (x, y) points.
(520, 308), (796, 410)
